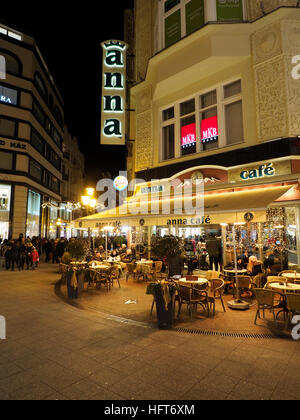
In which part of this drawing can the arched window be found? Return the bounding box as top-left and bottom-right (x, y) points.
(34, 72), (48, 102)
(0, 50), (22, 76)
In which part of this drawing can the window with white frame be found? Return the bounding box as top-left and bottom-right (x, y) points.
(160, 79), (244, 161)
(159, 0), (245, 51)
(163, 0), (205, 49)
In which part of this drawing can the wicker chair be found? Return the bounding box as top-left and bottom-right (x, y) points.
(285, 293), (300, 331)
(177, 284), (210, 321)
(88, 268), (111, 292)
(206, 270), (221, 281)
(279, 270), (297, 277)
(264, 276), (281, 288)
(109, 265), (121, 288)
(136, 264), (152, 282)
(150, 261), (163, 281)
(126, 263), (137, 282)
(235, 276), (252, 298)
(254, 288), (279, 324)
(208, 278), (226, 316)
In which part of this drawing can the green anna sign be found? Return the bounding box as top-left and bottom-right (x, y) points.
(216, 0), (244, 22)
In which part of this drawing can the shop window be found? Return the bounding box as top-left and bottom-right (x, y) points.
(29, 160), (43, 182)
(0, 117), (16, 137)
(0, 84), (18, 106)
(26, 190), (41, 238)
(0, 150), (13, 170)
(0, 184), (11, 241)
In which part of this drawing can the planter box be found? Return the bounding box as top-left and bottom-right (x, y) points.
(154, 289), (174, 330)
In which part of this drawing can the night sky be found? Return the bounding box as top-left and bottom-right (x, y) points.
(1, 1), (134, 185)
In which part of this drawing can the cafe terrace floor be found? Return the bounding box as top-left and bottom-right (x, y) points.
(56, 273), (291, 340)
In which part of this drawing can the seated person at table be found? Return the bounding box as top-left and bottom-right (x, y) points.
(241, 250), (249, 267)
(247, 256), (262, 276)
(119, 244), (127, 256)
(121, 249), (135, 263)
(94, 252), (102, 262)
(111, 250), (121, 261)
(237, 257), (245, 271)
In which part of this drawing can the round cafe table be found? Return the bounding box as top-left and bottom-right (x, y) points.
(268, 282), (300, 294)
(179, 278), (208, 287)
(223, 269), (248, 275)
(281, 273), (300, 281)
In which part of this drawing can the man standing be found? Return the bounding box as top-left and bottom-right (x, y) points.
(206, 233), (222, 272)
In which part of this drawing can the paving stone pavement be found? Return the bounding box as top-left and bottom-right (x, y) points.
(0, 263), (299, 401)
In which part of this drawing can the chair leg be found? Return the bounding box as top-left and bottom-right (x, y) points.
(254, 309), (259, 325)
(220, 295), (226, 313)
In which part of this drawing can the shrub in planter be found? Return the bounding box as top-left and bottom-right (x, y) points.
(151, 236), (185, 277)
(67, 239), (89, 261)
(61, 252), (72, 265)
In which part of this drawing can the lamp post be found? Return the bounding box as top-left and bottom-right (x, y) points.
(103, 226), (114, 261)
(227, 223), (250, 311)
(81, 188), (97, 248)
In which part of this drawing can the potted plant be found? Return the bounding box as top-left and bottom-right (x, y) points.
(151, 236), (185, 277)
(146, 280), (179, 329)
(65, 239), (89, 299)
(66, 239), (89, 261)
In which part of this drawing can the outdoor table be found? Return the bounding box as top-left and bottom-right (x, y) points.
(281, 273), (300, 281)
(268, 282), (300, 294)
(136, 260), (154, 272)
(89, 264), (111, 271)
(223, 269), (248, 275)
(267, 282), (300, 320)
(70, 261), (87, 266)
(179, 278), (208, 286)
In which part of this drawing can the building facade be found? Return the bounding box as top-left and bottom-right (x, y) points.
(125, 0), (300, 267)
(0, 22), (84, 240)
(73, 1), (300, 268)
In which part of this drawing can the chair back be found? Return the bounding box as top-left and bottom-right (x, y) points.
(127, 263), (136, 273)
(236, 276), (251, 289)
(206, 270), (220, 281)
(141, 264), (151, 275)
(178, 284), (192, 301)
(252, 272), (264, 288)
(209, 278), (225, 293)
(279, 270), (297, 277)
(254, 288), (276, 306)
(265, 276), (281, 287)
(155, 261), (163, 273)
(286, 293), (300, 313)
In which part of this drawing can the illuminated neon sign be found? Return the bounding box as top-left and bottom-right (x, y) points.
(181, 122), (196, 149)
(101, 40), (128, 146)
(201, 116), (218, 143)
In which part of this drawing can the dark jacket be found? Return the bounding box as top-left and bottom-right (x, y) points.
(206, 238), (221, 258)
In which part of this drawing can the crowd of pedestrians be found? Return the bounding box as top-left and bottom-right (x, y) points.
(0, 235), (68, 271)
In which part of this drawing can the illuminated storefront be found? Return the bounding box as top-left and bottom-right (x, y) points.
(0, 184), (11, 240)
(26, 190), (41, 238)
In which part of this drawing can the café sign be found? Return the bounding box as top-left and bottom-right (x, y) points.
(229, 160), (291, 184)
(101, 40), (127, 146)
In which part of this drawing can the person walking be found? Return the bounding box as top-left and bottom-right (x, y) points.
(31, 247), (39, 270)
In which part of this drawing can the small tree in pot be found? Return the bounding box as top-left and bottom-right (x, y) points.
(66, 239), (89, 262)
(151, 236), (185, 277)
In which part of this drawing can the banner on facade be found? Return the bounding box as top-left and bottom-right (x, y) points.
(100, 40), (128, 146)
(186, 0), (205, 35)
(165, 9), (181, 48)
(216, 0), (244, 22)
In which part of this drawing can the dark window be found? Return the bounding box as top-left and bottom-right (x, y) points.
(50, 150), (61, 171)
(32, 100), (47, 128)
(224, 80), (242, 99)
(51, 126), (62, 148)
(180, 99), (195, 116)
(31, 128), (44, 154)
(29, 160), (43, 182)
(0, 150), (13, 169)
(162, 124), (175, 160)
(51, 176), (60, 193)
(0, 117), (16, 137)
(34, 72), (48, 102)
(0, 52), (21, 76)
(163, 107), (174, 121)
(53, 105), (63, 128)
(165, 0), (180, 13)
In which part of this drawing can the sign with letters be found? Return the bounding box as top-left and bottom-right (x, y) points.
(101, 40), (128, 146)
(229, 160), (291, 184)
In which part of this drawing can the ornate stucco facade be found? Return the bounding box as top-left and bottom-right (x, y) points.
(129, 0), (300, 177)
